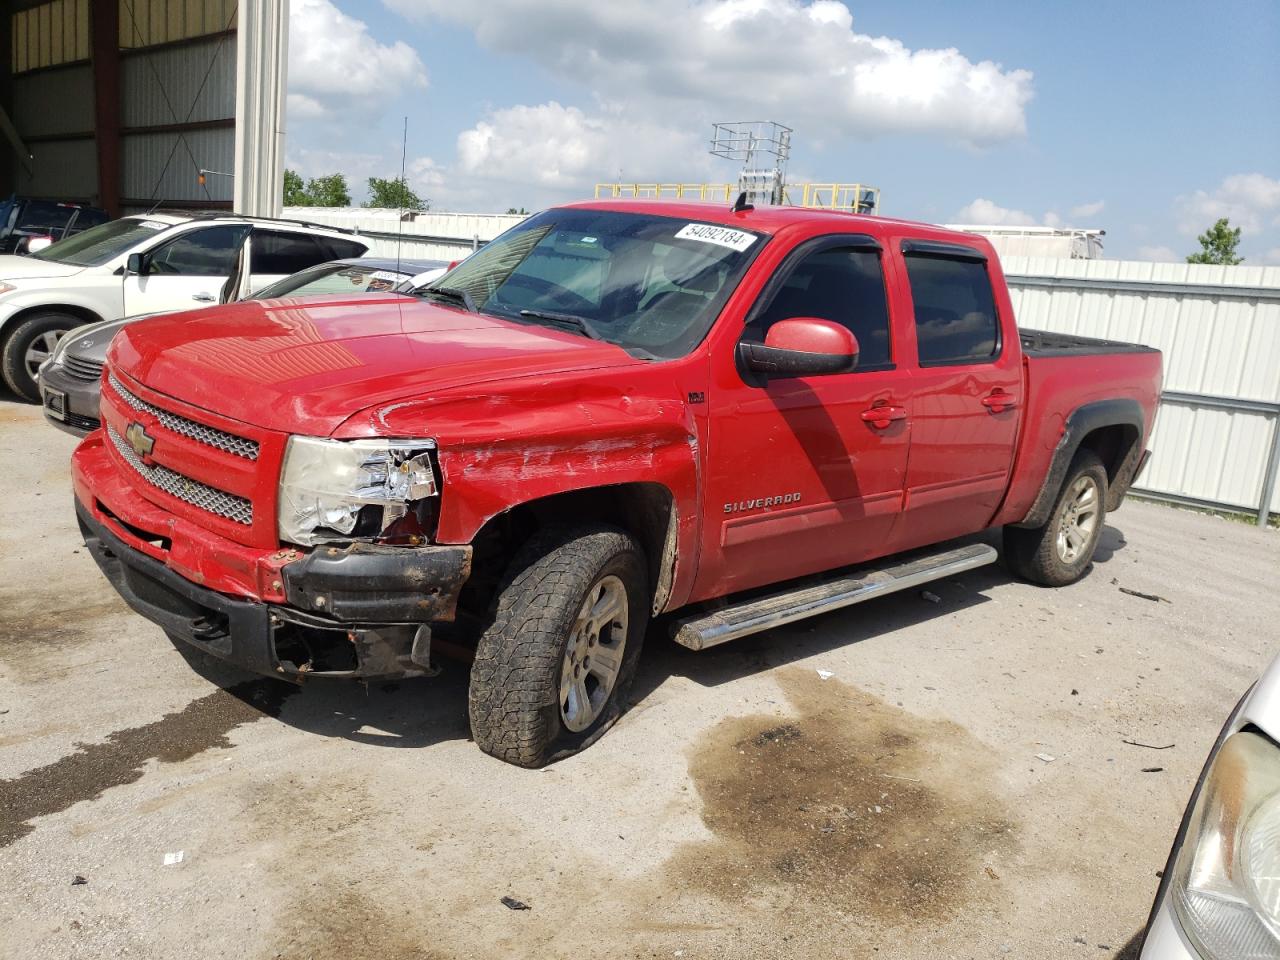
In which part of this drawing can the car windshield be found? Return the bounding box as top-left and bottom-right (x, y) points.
(250, 262), (416, 300)
(30, 217), (170, 267)
(425, 209), (765, 359)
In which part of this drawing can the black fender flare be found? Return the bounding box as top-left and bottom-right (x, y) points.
(1014, 398), (1146, 529)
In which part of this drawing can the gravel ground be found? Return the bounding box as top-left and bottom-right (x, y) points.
(1, 396), (1276, 960)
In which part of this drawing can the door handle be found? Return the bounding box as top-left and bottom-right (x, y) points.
(860, 405), (907, 429)
(191, 292), (216, 302)
(981, 390), (1018, 413)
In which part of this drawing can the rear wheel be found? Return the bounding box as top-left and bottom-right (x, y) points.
(468, 524), (648, 767)
(2, 312), (82, 402)
(1004, 449), (1108, 586)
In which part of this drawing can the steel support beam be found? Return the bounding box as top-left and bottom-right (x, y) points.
(234, 0), (289, 218)
(90, 0), (121, 217)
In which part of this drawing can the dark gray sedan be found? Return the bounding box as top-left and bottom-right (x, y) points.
(38, 256), (448, 437)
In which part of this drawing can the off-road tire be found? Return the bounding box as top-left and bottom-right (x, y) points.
(1004, 449), (1108, 587)
(468, 524), (649, 767)
(1, 312), (81, 402)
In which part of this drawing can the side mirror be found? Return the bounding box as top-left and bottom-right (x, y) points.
(125, 253), (147, 276)
(739, 317), (859, 377)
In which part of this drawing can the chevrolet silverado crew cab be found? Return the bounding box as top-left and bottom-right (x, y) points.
(0, 212), (367, 401)
(72, 199), (1162, 767)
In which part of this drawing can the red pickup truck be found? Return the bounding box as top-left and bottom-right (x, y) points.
(72, 199), (1162, 767)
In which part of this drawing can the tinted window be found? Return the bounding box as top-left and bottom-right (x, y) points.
(149, 225), (247, 276)
(16, 201), (74, 231)
(904, 254), (999, 364)
(318, 237), (369, 260)
(754, 247), (892, 367)
(251, 230), (331, 275)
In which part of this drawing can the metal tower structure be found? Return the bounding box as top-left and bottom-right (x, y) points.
(709, 121), (792, 207)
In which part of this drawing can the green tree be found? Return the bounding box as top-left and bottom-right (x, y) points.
(283, 168), (308, 206)
(1187, 217), (1244, 265)
(506, 207), (529, 215)
(305, 173), (352, 207)
(282, 170), (351, 207)
(365, 176), (427, 211)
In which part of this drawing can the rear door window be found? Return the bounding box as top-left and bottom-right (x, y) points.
(903, 252), (999, 365)
(251, 230), (330, 275)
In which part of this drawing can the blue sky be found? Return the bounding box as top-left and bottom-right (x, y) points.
(285, 0), (1280, 262)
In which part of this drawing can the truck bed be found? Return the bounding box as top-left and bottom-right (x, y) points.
(1019, 327), (1160, 358)
(994, 331), (1163, 527)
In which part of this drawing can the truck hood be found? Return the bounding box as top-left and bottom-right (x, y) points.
(0, 254), (84, 281)
(108, 294), (643, 435)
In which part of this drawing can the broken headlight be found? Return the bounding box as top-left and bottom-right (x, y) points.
(277, 436), (439, 546)
(1172, 730), (1280, 959)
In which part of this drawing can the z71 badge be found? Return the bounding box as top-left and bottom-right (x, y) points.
(724, 493), (801, 515)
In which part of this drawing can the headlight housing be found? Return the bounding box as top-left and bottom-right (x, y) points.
(1172, 730), (1280, 959)
(278, 436), (439, 547)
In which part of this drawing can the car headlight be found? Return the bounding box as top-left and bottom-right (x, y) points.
(1172, 730), (1280, 959)
(278, 436), (439, 547)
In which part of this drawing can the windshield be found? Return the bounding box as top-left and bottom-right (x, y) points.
(30, 216), (169, 267)
(428, 209), (765, 359)
(250, 262), (416, 300)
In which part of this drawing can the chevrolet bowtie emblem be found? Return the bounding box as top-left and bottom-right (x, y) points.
(125, 421), (155, 458)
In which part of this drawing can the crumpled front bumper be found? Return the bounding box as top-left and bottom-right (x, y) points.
(77, 499), (472, 681)
(73, 424), (473, 683)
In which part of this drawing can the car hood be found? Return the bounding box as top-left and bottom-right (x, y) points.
(0, 254), (84, 281)
(63, 315), (137, 363)
(107, 294), (644, 436)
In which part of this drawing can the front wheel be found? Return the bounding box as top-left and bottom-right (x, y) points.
(1004, 449), (1108, 586)
(468, 525), (649, 767)
(2, 312), (82, 402)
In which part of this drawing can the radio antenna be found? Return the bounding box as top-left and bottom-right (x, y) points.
(396, 115), (408, 274)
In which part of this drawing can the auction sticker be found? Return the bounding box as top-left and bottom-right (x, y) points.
(674, 223), (757, 252)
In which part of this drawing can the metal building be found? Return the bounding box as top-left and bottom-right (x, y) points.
(2, 0), (286, 218)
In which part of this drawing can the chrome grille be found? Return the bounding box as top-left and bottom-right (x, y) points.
(107, 426), (253, 526)
(108, 373), (259, 460)
(62, 354), (104, 382)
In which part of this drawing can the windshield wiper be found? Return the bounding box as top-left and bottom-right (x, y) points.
(518, 309), (604, 341)
(417, 286), (476, 312)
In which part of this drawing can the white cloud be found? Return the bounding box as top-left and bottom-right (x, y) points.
(454, 102), (710, 190)
(289, 0), (427, 120)
(1178, 173), (1280, 235)
(954, 198), (1038, 226)
(1071, 200), (1105, 219)
(383, 0), (1034, 146)
(1136, 245), (1180, 262)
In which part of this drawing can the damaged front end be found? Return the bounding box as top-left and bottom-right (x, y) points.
(78, 500), (471, 683)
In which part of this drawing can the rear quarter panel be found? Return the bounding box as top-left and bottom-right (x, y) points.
(995, 349), (1163, 526)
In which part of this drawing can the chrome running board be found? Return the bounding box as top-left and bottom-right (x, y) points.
(671, 542), (998, 650)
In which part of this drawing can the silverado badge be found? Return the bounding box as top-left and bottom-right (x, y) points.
(125, 421), (155, 459)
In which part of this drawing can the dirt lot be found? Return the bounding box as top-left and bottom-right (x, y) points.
(1, 396), (1277, 960)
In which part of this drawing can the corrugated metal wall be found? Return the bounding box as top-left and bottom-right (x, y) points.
(120, 33), (236, 208)
(12, 63), (97, 198)
(1003, 256), (1280, 521)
